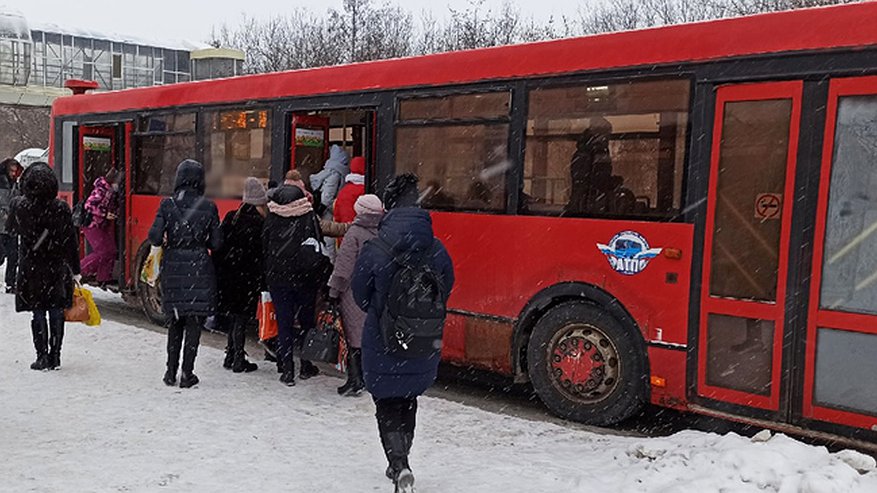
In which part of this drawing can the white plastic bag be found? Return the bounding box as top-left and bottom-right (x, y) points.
(140, 246), (163, 287)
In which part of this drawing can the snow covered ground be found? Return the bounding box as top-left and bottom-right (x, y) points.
(2, 292), (877, 492)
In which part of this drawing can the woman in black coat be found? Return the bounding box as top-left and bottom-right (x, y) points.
(215, 177), (267, 373)
(148, 159), (222, 389)
(263, 183), (328, 386)
(7, 163), (81, 371)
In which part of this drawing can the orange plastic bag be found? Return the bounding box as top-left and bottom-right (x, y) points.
(257, 292), (278, 341)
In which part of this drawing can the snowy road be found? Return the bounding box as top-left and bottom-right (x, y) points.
(2, 293), (877, 492)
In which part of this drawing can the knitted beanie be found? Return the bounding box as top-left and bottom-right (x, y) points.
(354, 194), (384, 216)
(242, 177), (268, 206)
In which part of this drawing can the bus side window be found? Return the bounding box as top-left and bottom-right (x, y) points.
(395, 92), (511, 213)
(132, 113), (196, 196)
(202, 109), (272, 198)
(523, 79), (690, 220)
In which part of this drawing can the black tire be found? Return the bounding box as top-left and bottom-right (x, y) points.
(135, 243), (170, 327)
(527, 301), (647, 426)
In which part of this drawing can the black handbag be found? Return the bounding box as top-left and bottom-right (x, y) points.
(301, 303), (342, 364)
(72, 200), (93, 228)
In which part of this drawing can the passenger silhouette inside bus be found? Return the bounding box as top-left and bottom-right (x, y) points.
(565, 117), (614, 216)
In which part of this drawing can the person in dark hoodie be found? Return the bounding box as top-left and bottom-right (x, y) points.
(352, 174), (454, 493)
(215, 177), (266, 373)
(263, 183), (328, 386)
(7, 162), (81, 371)
(0, 157), (23, 293)
(148, 160), (222, 389)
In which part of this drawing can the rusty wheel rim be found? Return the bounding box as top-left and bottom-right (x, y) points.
(547, 323), (620, 405)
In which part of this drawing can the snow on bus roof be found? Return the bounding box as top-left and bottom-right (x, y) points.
(52, 2), (877, 117)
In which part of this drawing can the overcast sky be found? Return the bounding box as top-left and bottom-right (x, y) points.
(11, 0), (579, 46)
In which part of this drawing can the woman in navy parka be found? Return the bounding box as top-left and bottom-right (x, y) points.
(352, 174), (454, 493)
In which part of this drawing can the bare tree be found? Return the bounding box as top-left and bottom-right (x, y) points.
(328, 0), (415, 63)
(213, 11), (346, 73)
(721, 0), (859, 15)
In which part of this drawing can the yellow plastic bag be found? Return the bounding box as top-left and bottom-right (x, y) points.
(81, 286), (101, 326)
(140, 246), (163, 287)
(66, 285), (100, 326)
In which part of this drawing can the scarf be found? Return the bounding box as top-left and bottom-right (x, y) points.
(268, 197), (313, 218)
(345, 173), (365, 185)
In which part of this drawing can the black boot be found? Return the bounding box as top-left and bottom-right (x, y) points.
(337, 348), (364, 396)
(47, 312), (64, 370)
(30, 318), (50, 371)
(166, 318), (184, 386)
(299, 359), (320, 380)
(163, 369), (176, 386)
(382, 432), (414, 492)
(179, 317), (202, 386)
(179, 372), (199, 388)
(231, 316), (257, 373)
(279, 355), (296, 386)
(233, 352), (258, 373)
(223, 350), (234, 369)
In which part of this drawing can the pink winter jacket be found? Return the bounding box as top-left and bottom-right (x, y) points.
(84, 177), (118, 228)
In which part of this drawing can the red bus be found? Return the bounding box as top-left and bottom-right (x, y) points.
(50, 3), (877, 446)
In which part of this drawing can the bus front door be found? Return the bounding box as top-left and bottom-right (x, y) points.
(76, 123), (133, 287)
(696, 82), (804, 417)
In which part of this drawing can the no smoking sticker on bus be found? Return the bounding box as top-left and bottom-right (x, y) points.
(755, 193), (782, 220)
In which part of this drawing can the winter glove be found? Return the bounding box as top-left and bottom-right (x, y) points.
(73, 274), (83, 284)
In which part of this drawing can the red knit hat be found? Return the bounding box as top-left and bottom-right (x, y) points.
(350, 156), (366, 175)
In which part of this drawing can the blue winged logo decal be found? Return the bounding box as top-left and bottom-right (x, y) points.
(597, 231), (663, 276)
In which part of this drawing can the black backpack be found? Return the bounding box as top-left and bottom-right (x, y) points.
(375, 238), (447, 359)
(72, 200), (92, 228)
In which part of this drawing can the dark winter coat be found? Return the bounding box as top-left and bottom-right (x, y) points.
(351, 207), (454, 399)
(263, 184), (327, 290)
(0, 161), (20, 233)
(148, 160), (222, 317)
(215, 204), (264, 316)
(7, 163), (81, 312)
(328, 212), (382, 348)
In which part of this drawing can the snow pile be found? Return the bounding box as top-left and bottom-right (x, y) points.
(1, 291), (876, 492)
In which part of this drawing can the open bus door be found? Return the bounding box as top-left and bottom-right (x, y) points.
(290, 114), (330, 183)
(76, 123), (133, 287)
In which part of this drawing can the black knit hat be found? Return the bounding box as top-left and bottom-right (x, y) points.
(383, 173), (420, 210)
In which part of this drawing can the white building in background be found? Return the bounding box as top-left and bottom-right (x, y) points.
(0, 7), (244, 159)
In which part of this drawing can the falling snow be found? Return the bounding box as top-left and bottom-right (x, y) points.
(1, 288), (876, 492)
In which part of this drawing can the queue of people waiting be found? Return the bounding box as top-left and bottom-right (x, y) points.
(5, 147), (454, 493)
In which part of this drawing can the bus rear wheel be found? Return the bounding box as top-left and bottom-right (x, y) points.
(135, 245), (170, 327)
(527, 301), (647, 426)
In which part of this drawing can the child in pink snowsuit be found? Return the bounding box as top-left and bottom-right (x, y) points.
(81, 170), (120, 283)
